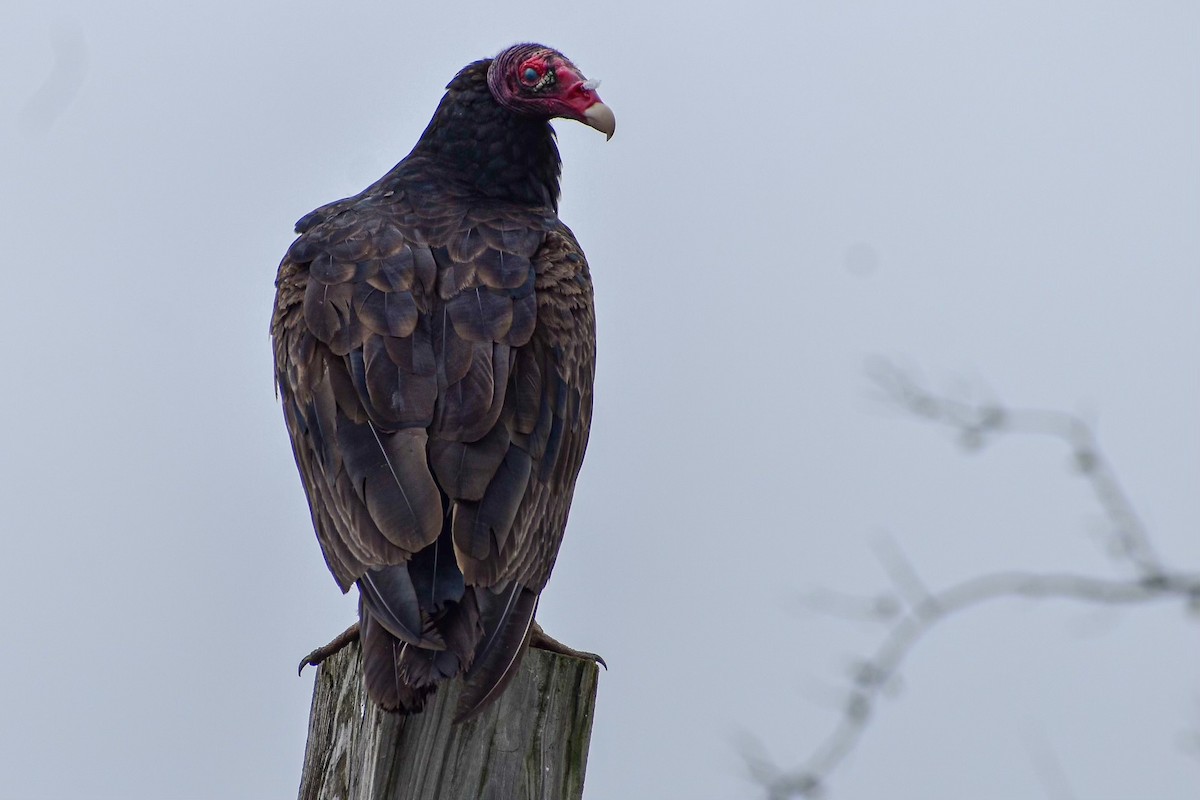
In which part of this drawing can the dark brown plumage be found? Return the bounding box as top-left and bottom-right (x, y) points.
(271, 44), (612, 720)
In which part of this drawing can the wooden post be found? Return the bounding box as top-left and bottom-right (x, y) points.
(298, 642), (600, 800)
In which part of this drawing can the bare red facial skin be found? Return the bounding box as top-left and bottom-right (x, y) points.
(551, 67), (605, 122)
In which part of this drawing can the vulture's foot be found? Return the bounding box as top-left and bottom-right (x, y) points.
(529, 621), (606, 669)
(297, 622), (360, 675)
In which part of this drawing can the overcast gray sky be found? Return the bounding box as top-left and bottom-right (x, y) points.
(2, 1), (1198, 798)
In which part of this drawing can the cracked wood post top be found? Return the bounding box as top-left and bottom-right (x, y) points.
(298, 642), (601, 800)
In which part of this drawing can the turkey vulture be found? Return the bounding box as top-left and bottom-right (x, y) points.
(271, 44), (612, 721)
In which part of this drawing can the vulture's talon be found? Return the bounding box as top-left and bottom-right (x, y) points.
(529, 621), (606, 668)
(297, 622), (360, 675)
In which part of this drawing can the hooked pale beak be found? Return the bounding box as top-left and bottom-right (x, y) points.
(583, 102), (616, 140)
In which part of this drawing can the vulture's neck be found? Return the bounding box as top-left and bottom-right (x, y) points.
(406, 60), (563, 210)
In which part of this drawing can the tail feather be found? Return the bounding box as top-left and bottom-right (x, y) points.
(358, 565), (429, 646)
(359, 587), (483, 713)
(360, 607), (434, 712)
(354, 544), (541, 719)
(453, 586), (538, 722)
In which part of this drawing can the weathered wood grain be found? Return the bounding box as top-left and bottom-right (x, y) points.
(298, 642), (600, 800)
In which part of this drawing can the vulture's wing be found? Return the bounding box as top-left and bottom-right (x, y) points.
(454, 223), (596, 719)
(273, 190), (594, 715)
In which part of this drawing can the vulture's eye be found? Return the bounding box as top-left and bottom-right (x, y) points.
(522, 67), (540, 83)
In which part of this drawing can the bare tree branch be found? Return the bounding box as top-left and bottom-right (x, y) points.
(763, 565), (1199, 799)
(865, 358), (1162, 574)
(753, 362), (1199, 799)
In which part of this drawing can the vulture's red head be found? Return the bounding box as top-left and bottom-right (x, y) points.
(487, 44), (616, 140)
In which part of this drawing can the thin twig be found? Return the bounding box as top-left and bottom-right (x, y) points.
(870, 533), (938, 613)
(1024, 728), (1079, 800)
